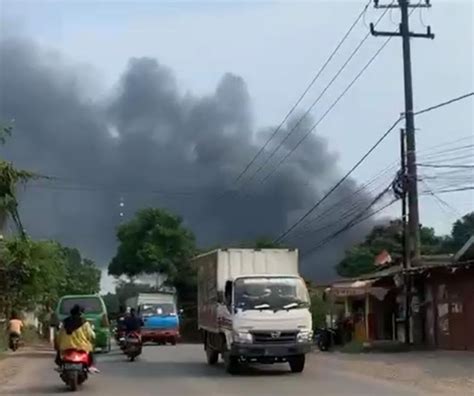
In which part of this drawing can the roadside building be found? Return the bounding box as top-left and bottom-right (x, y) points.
(325, 235), (474, 350)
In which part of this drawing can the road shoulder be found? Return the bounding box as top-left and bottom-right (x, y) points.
(0, 345), (54, 394)
(313, 350), (474, 395)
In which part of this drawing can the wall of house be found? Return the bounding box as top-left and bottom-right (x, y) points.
(425, 267), (474, 351)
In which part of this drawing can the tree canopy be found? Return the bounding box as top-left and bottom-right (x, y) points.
(336, 219), (448, 278)
(108, 207), (196, 279)
(448, 212), (474, 252)
(0, 237), (101, 318)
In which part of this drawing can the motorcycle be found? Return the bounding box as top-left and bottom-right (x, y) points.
(116, 329), (127, 350)
(9, 334), (20, 352)
(124, 331), (142, 362)
(315, 327), (336, 352)
(59, 349), (90, 391)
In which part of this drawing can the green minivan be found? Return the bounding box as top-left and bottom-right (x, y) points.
(54, 295), (111, 353)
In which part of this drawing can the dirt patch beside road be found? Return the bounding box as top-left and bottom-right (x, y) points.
(0, 344), (53, 387)
(315, 350), (474, 395)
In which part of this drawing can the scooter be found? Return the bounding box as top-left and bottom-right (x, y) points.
(124, 332), (142, 362)
(116, 329), (127, 350)
(59, 349), (90, 391)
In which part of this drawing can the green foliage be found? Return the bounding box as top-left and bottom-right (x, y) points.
(448, 212), (474, 252)
(0, 238), (65, 314)
(60, 247), (101, 295)
(0, 237), (101, 318)
(310, 291), (328, 329)
(102, 293), (120, 317)
(336, 219), (444, 278)
(108, 207), (196, 279)
(337, 246), (378, 278)
(239, 236), (285, 249)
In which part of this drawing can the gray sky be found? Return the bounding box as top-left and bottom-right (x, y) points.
(1, 0), (473, 292)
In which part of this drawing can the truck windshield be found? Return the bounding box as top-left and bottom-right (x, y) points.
(140, 303), (176, 316)
(234, 277), (310, 311)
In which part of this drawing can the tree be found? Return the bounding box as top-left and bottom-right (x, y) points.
(449, 212), (474, 252)
(108, 208), (196, 279)
(60, 247), (101, 296)
(102, 293), (120, 317)
(337, 246), (378, 278)
(336, 219), (444, 278)
(245, 236), (285, 249)
(0, 237), (101, 318)
(0, 238), (66, 316)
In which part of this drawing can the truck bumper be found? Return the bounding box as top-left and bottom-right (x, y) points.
(141, 329), (180, 343)
(231, 342), (312, 359)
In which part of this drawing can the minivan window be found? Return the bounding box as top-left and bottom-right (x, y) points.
(60, 298), (103, 315)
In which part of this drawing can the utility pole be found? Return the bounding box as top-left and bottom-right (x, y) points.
(400, 128), (411, 344)
(371, 0), (434, 344)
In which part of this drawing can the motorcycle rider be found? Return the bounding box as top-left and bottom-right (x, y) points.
(124, 308), (144, 334)
(8, 311), (23, 350)
(55, 304), (99, 373)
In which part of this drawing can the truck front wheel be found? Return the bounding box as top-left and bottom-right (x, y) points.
(205, 347), (219, 365)
(289, 354), (305, 373)
(223, 351), (240, 374)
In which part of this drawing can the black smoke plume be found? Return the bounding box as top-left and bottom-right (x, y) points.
(0, 38), (375, 282)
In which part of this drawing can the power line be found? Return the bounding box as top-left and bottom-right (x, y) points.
(260, 1), (429, 185)
(292, 164), (399, 237)
(301, 196), (398, 258)
(233, 0), (372, 184)
(27, 181), (220, 198)
(418, 164), (474, 169)
(296, 182), (394, 243)
(424, 186), (474, 194)
(240, 3), (392, 186)
(413, 91), (474, 116)
(274, 90), (474, 243)
(261, 37), (393, 185)
(274, 116), (403, 243)
(421, 180), (462, 217)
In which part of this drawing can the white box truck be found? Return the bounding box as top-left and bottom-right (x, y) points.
(194, 248), (312, 374)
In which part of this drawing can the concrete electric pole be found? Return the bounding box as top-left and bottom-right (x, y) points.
(370, 0), (434, 344)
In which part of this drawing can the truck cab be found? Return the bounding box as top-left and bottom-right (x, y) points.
(220, 275), (312, 372)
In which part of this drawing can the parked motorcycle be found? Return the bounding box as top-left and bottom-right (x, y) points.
(124, 332), (142, 362)
(59, 349), (90, 391)
(315, 327), (336, 352)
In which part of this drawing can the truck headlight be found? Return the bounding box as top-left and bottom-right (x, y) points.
(233, 331), (253, 344)
(297, 330), (313, 343)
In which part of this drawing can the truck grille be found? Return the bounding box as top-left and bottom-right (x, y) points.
(251, 331), (297, 344)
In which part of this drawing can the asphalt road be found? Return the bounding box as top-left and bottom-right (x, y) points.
(0, 344), (425, 395)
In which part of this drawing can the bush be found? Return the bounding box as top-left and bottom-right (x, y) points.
(22, 325), (41, 344)
(0, 331), (7, 352)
